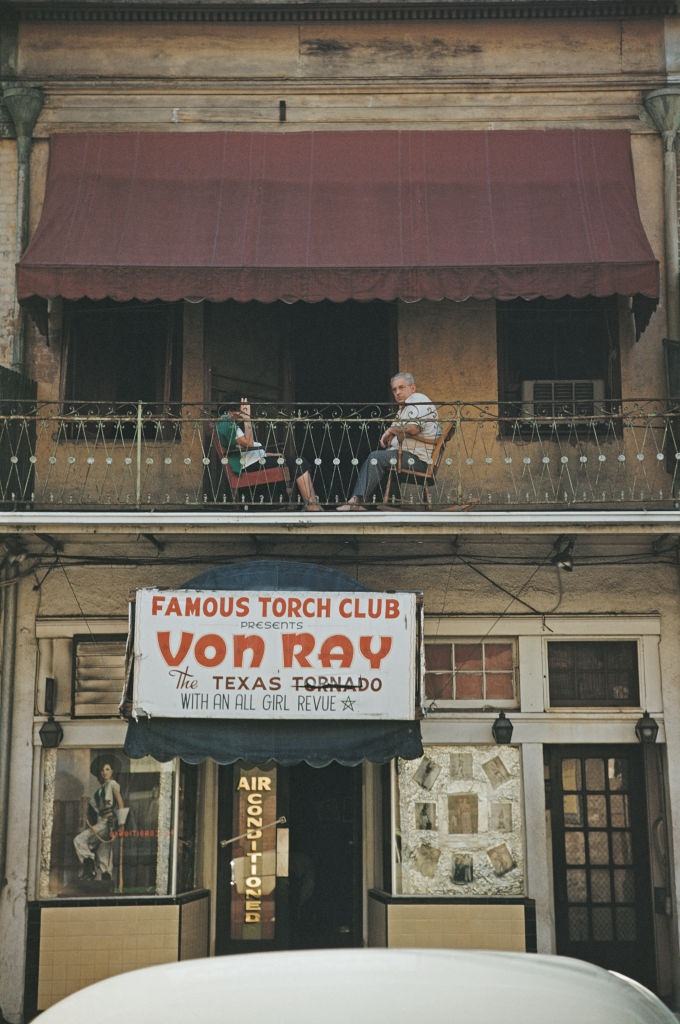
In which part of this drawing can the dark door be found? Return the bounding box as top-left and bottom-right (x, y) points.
(286, 762), (363, 949)
(216, 762), (363, 954)
(289, 301), (397, 504)
(548, 746), (655, 988)
(289, 301), (396, 405)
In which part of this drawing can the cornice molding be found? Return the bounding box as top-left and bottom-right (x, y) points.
(2, 0), (677, 23)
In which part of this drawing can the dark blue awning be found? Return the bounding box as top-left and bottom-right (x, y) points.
(123, 560), (423, 766)
(124, 717), (422, 767)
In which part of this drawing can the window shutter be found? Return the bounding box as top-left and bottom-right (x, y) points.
(73, 638), (126, 717)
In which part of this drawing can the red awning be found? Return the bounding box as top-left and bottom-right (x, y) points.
(18, 129), (658, 317)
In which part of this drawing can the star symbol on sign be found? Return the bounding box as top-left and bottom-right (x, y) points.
(341, 696), (356, 712)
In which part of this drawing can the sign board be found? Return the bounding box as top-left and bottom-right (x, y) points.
(131, 588), (419, 720)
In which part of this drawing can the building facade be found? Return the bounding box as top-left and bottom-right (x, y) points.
(2, 0), (680, 1020)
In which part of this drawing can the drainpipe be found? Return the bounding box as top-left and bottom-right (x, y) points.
(643, 88), (680, 342)
(2, 85), (43, 374)
(0, 557), (18, 891)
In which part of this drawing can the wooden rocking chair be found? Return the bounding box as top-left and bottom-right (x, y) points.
(382, 421), (457, 510)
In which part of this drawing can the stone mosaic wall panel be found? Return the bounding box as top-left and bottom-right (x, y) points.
(396, 744), (524, 897)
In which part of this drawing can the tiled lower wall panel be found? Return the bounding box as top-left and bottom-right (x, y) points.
(37, 905), (180, 1010)
(386, 903), (526, 951)
(367, 894), (388, 948)
(179, 895), (210, 959)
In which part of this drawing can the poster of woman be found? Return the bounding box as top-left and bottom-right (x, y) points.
(73, 754), (128, 885)
(40, 747), (179, 898)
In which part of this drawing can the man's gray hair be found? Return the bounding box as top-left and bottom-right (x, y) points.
(391, 372), (415, 386)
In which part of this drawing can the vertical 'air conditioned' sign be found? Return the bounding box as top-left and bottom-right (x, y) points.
(230, 766), (277, 941)
(131, 589), (419, 719)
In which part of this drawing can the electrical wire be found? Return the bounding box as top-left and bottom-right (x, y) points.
(454, 554), (546, 616)
(1, 543), (679, 585)
(55, 558), (119, 671)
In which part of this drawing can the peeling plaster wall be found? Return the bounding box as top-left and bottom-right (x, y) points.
(16, 19), (666, 84)
(0, 580), (41, 1024)
(397, 300), (498, 402)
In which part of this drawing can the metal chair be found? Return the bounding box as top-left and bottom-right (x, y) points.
(382, 421), (456, 510)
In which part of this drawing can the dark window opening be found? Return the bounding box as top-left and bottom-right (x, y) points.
(497, 298), (620, 425)
(547, 641), (640, 707)
(63, 300), (182, 410)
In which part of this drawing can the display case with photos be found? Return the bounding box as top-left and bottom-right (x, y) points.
(39, 747), (199, 898)
(393, 744), (525, 897)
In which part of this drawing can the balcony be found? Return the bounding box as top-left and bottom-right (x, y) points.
(0, 400), (678, 512)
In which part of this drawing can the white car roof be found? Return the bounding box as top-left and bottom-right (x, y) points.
(38, 948), (676, 1024)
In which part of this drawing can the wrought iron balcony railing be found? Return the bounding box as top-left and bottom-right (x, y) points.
(0, 400), (678, 512)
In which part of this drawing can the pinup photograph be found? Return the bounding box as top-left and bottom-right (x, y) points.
(415, 802), (437, 830)
(452, 853), (474, 884)
(448, 794), (479, 834)
(414, 756), (442, 791)
(482, 755), (512, 790)
(40, 748), (174, 897)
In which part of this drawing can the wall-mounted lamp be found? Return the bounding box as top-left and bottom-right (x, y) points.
(550, 536), (575, 572)
(39, 676), (63, 749)
(491, 710), (514, 744)
(635, 710), (659, 745)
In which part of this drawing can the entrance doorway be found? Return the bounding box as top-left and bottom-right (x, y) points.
(288, 302), (396, 405)
(216, 762), (363, 954)
(286, 763), (363, 949)
(547, 746), (655, 988)
(207, 300), (396, 502)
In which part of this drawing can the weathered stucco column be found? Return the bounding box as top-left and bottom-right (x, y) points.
(1, 85), (43, 372)
(644, 88), (680, 342)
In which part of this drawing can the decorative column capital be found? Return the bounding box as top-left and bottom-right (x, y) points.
(644, 87), (680, 150)
(1, 85), (43, 141)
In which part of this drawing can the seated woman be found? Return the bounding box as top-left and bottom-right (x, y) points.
(215, 398), (322, 511)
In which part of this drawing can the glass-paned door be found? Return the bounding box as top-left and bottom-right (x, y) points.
(549, 746), (655, 989)
(217, 762), (363, 954)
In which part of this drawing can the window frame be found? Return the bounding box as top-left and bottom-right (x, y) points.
(423, 637), (519, 710)
(545, 639), (642, 710)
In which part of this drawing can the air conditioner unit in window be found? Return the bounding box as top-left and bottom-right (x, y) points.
(520, 379), (606, 419)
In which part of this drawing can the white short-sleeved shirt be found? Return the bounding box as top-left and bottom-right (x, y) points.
(390, 393), (440, 464)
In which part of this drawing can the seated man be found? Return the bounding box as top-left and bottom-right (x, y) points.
(215, 398), (321, 510)
(338, 372), (439, 510)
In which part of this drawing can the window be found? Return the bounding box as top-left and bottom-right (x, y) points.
(547, 641), (640, 707)
(393, 744), (524, 896)
(424, 640), (517, 707)
(497, 297), (620, 421)
(72, 635), (126, 717)
(63, 300), (182, 408)
(39, 747), (198, 899)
